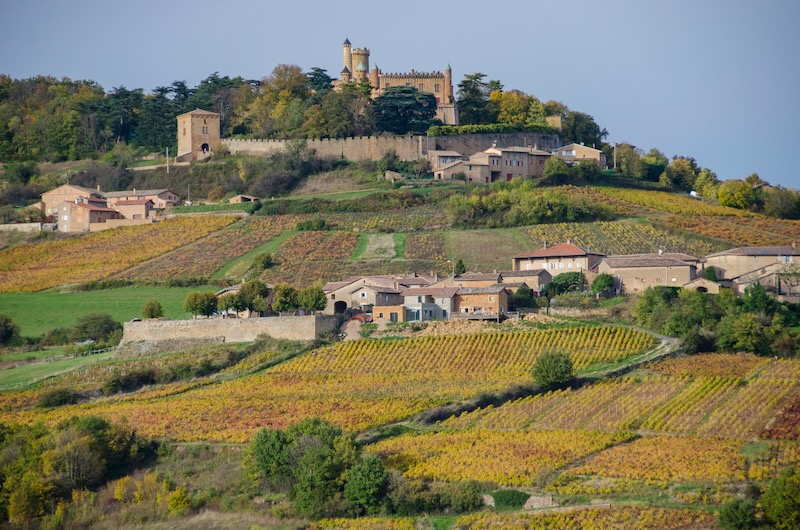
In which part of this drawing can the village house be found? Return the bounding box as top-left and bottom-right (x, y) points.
(112, 199), (154, 220)
(40, 184), (104, 218)
(726, 263), (800, 296)
(512, 242), (605, 275)
(552, 143), (607, 169)
(594, 253), (698, 294)
(703, 246), (799, 280)
(322, 273), (436, 315)
(454, 284), (512, 318)
(55, 199), (121, 233)
(229, 194), (259, 204)
(105, 189), (180, 209)
(397, 286), (459, 322)
(454, 146), (552, 183)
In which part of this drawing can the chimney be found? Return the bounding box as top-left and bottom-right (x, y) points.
(659, 248), (663, 256)
(133, 187), (136, 195)
(96, 185), (100, 191)
(543, 240), (548, 249)
(567, 238), (571, 245)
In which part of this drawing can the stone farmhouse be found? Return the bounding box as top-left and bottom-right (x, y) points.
(704, 246), (800, 295)
(594, 253), (699, 294)
(39, 184), (179, 233)
(512, 242), (605, 275)
(432, 142), (606, 183)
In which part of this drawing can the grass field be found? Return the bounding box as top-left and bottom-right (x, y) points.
(0, 286), (210, 337)
(445, 228), (533, 271)
(0, 350), (117, 390)
(215, 230), (298, 280)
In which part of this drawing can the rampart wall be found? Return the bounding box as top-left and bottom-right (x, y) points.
(222, 132), (561, 162)
(120, 315), (337, 345)
(223, 135), (421, 161)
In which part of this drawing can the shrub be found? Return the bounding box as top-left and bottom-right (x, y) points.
(344, 455), (388, 515)
(183, 292), (217, 318)
(491, 489), (530, 510)
(0, 314), (20, 345)
(531, 350), (574, 391)
(762, 466), (800, 530)
(142, 300), (164, 319)
(296, 217), (328, 231)
(37, 388), (81, 408)
(719, 498), (757, 530)
(592, 273), (615, 294)
(68, 313), (122, 343)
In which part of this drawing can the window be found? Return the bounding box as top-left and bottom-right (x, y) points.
(331, 294), (335, 300)
(203, 119), (207, 124)
(577, 262), (582, 269)
(419, 84), (424, 90)
(378, 313), (384, 319)
(417, 296), (422, 303)
(62, 215), (68, 221)
(183, 128), (186, 136)
(435, 83), (440, 92)
(559, 263), (564, 269)
(568, 262), (573, 269)
(488, 295), (494, 302)
(359, 292), (368, 299)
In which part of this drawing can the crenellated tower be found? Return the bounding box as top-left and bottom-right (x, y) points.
(342, 38), (352, 74)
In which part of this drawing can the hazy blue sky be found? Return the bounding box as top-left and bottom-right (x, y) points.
(2, 0), (799, 188)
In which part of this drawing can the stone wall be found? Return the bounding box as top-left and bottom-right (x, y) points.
(223, 131), (561, 163)
(0, 223), (56, 233)
(431, 132), (561, 154)
(223, 135), (422, 161)
(120, 315), (337, 345)
(88, 218), (154, 232)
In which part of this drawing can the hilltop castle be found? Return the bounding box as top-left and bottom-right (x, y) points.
(334, 38), (459, 125)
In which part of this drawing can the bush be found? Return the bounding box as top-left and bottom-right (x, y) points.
(296, 217), (329, 231)
(592, 273), (615, 294)
(344, 455), (388, 515)
(103, 369), (157, 395)
(762, 466), (800, 530)
(37, 388), (81, 408)
(491, 489), (530, 510)
(0, 314), (20, 345)
(142, 300), (164, 319)
(183, 292), (218, 318)
(68, 313), (122, 343)
(719, 498), (757, 530)
(531, 350), (574, 391)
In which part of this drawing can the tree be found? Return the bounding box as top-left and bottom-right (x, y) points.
(249, 428), (289, 481)
(719, 498), (757, 530)
(665, 157), (699, 191)
(238, 280), (271, 316)
(513, 284), (534, 308)
(344, 455), (389, 515)
(0, 314), (20, 345)
(762, 466), (800, 530)
(641, 148), (669, 181)
(454, 259), (467, 275)
(763, 186), (800, 219)
(372, 86), (438, 135)
(457, 73), (493, 125)
(532, 350), (574, 390)
(705, 266), (718, 281)
(541, 156), (570, 185)
(297, 286), (327, 314)
(694, 168), (721, 198)
(218, 293), (246, 315)
(307, 67), (334, 93)
(183, 292), (218, 318)
(272, 283), (298, 315)
(616, 144), (645, 179)
(592, 273), (615, 294)
(142, 300), (163, 319)
(561, 111), (608, 147)
(718, 180), (758, 210)
(69, 313), (122, 343)
(544, 272), (585, 297)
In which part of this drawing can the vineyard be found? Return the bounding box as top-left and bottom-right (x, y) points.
(404, 233), (447, 261)
(367, 429), (631, 486)
(593, 187), (760, 217)
(661, 215), (800, 246)
(120, 220), (281, 281)
(452, 506), (720, 529)
(0, 327), (655, 442)
(0, 216), (236, 292)
(524, 220), (727, 257)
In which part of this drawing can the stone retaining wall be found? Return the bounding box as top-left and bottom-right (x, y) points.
(120, 315), (337, 345)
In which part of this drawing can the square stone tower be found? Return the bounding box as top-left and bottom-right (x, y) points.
(176, 109), (221, 161)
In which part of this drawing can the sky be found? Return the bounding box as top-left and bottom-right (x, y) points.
(1, 0), (799, 188)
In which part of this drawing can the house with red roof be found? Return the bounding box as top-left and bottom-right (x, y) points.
(54, 199), (121, 233)
(511, 241), (605, 275)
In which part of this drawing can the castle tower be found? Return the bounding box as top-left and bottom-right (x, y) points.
(176, 108), (220, 162)
(370, 65), (380, 97)
(341, 66), (352, 83)
(351, 47), (370, 80)
(342, 38), (352, 73)
(444, 64), (453, 104)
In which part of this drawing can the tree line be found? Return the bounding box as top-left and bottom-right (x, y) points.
(0, 67), (607, 165)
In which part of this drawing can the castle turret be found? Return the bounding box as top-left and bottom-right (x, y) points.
(351, 47), (370, 81)
(343, 38), (352, 73)
(444, 63), (453, 103)
(370, 65), (380, 97)
(341, 66), (352, 83)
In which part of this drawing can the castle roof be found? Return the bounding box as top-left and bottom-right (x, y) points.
(177, 108), (220, 118)
(343, 38), (351, 45)
(356, 62), (366, 70)
(341, 66), (351, 74)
